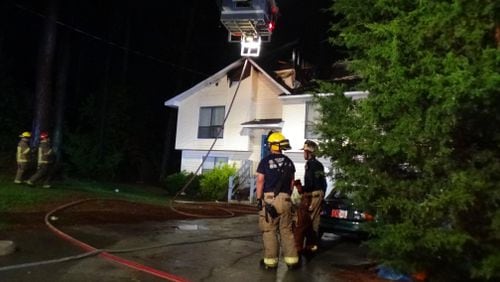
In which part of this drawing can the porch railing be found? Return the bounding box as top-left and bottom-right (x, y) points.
(228, 160), (256, 203)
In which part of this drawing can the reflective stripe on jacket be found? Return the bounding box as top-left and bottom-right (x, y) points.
(37, 141), (53, 164)
(16, 141), (30, 163)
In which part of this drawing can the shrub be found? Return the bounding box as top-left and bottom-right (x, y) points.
(199, 164), (237, 200)
(163, 171), (201, 197)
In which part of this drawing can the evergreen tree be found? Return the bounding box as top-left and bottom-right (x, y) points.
(317, 1), (500, 280)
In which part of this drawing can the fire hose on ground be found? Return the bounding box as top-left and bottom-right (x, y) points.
(0, 198), (259, 281)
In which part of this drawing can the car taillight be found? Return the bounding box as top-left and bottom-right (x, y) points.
(362, 212), (374, 221)
(268, 21), (275, 31)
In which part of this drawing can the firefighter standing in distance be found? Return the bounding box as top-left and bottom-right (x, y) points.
(298, 140), (327, 246)
(27, 132), (54, 188)
(14, 131), (32, 184)
(256, 131), (299, 269)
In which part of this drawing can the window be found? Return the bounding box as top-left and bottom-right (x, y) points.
(198, 106), (225, 139)
(202, 156), (228, 173)
(305, 101), (321, 139)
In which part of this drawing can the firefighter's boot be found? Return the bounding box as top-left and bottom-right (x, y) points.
(260, 258), (278, 270)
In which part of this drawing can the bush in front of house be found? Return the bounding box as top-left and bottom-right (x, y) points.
(163, 170), (201, 197)
(199, 164), (237, 200)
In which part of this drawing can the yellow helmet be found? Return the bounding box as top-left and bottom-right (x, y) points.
(19, 131), (31, 138)
(267, 131), (291, 151)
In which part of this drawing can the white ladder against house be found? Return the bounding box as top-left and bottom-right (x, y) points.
(228, 160), (256, 203)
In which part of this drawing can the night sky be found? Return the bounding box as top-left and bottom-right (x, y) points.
(0, 0), (335, 180)
(2, 0), (334, 94)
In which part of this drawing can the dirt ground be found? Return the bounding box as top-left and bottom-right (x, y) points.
(2, 197), (255, 227)
(1, 197), (386, 281)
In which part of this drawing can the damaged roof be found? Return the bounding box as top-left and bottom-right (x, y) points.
(164, 58), (291, 108)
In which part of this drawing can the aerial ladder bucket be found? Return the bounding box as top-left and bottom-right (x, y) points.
(219, 0), (278, 57)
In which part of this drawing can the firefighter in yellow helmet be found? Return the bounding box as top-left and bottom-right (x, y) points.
(27, 132), (55, 188)
(256, 131), (299, 269)
(14, 132), (32, 184)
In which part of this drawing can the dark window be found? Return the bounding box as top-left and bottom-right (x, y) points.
(198, 106), (225, 139)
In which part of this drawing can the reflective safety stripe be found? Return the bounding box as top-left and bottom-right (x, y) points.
(284, 256), (299, 265)
(38, 149), (43, 163)
(38, 148), (52, 163)
(263, 257), (278, 267)
(17, 147), (22, 162)
(17, 147), (30, 162)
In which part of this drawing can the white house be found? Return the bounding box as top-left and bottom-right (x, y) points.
(164, 58), (367, 199)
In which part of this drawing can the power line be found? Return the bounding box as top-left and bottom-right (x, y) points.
(173, 58), (250, 199)
(10, 1), (210, 77)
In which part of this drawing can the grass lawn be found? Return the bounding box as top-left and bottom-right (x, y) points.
(0, 174), (171, 214)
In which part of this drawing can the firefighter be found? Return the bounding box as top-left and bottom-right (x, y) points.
(256, 131), (299, 269)
(27, 132), (54, 188)
(14, 131), (32, 184)
(299, 140), (327, 249)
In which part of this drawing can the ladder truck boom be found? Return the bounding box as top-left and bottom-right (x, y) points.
(219, 0), (278, 57)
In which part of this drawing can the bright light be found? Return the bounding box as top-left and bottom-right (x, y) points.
(240, 35), (261, 57)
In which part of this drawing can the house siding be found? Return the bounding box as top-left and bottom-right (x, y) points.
(174, 65), (285, 153)
(280, 95), (334, 196)
(175, 75), (251, 152)
(165, 59), (353, 197)
(180, 150), (252, 173)
(281, 101), (308, 153)
(254, 71), (283, 119)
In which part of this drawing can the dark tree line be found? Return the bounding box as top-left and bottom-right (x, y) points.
(0, 0), (237, 182)
(0, 0), (333, 182)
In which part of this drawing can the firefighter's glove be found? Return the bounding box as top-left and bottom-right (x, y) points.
(257, 198), (263, 210)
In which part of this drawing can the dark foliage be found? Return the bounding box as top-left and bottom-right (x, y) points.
(317, 0), (500, 280)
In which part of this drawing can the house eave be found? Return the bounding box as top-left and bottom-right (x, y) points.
(241, 118), (284, 129)
(164, 58), (291, 108)
(278, 91), (369, 101)
(241, 123), (283, 129)
(164, 59), (244, 108)
(345, 91), (369, 99)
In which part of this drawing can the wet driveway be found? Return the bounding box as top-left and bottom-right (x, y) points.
(0, 215), (374, 281)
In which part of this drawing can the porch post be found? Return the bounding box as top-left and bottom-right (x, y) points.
(249, 175), (255, 203)
(228, 175), (234, 202)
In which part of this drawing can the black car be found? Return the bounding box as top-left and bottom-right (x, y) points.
(319, 190), (374, 238)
